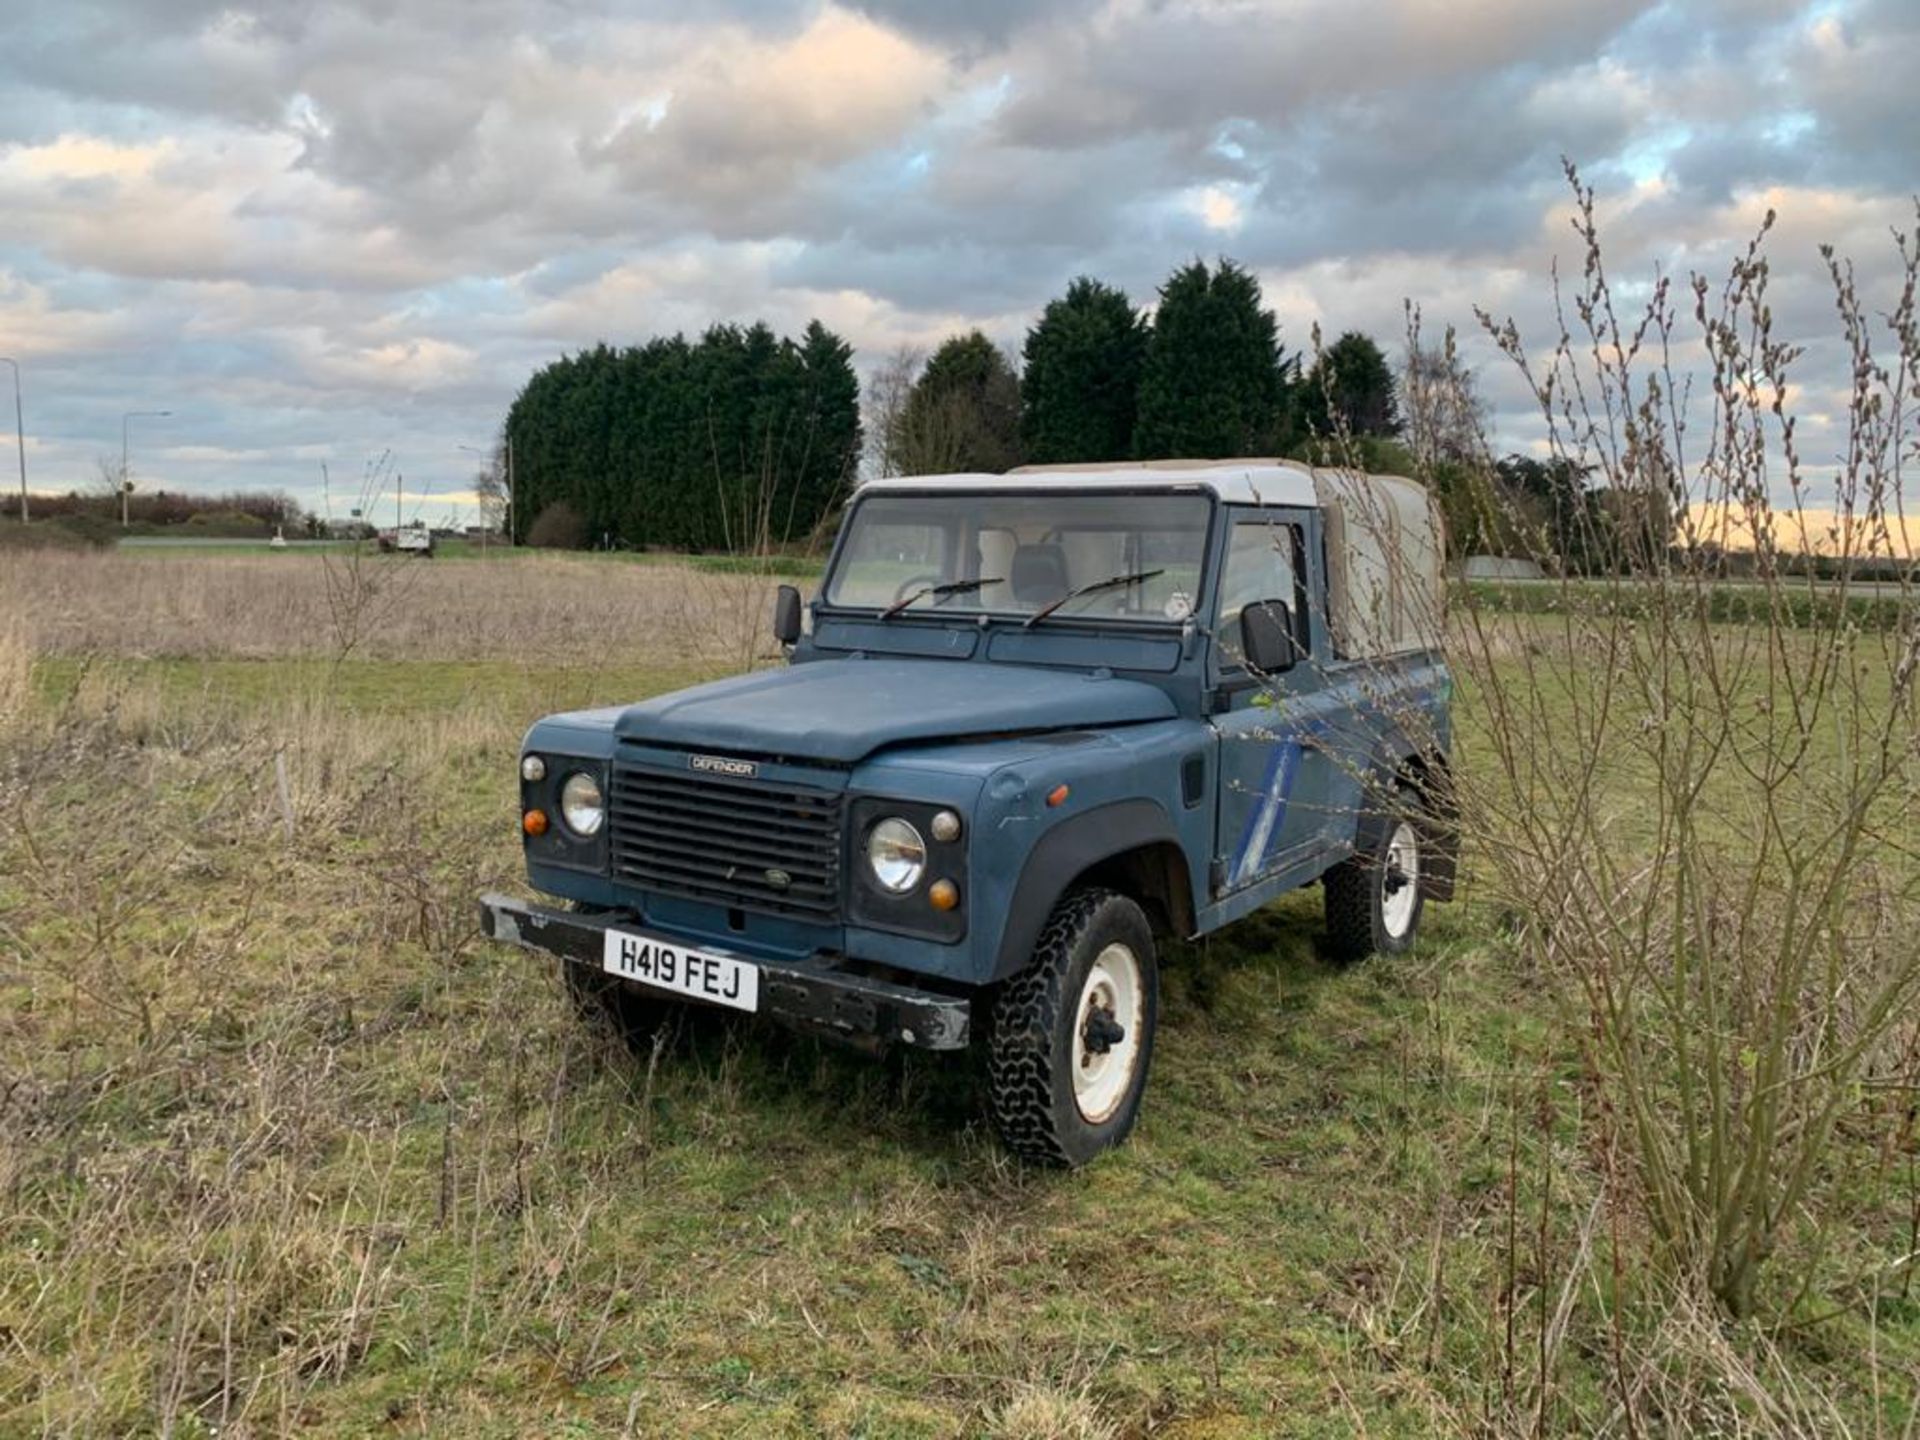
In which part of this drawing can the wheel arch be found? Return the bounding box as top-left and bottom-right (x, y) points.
(991, 799), (1192, 982)
(1078, 840), (1196, 941)
(1356, 739), (1459, 903)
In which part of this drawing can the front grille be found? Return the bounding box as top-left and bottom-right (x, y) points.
(608, 762), (843, 920)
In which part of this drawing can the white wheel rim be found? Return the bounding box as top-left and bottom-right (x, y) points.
(1380, 820), (1420, 939)
(1072, 943), (1144, 1124)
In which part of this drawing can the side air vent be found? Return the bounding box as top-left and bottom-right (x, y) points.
(1181, 752), (1206, 808)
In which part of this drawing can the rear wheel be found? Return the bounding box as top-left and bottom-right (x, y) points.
(987, 889), (1158, 1167)
(1324, 795), (1425, 965)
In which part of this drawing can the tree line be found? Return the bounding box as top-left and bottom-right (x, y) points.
(502, 258), (1415, 554)
(502, 255), (1665, 568)
(872, 260), (1673, 568)
(505, 321), (860, 551)
(869, 262), (1409, 479)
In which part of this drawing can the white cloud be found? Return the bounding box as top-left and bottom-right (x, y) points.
(1187, 184), (1246, 233)
(6, 133), (173, 181)
(0, 0), (1907, 513)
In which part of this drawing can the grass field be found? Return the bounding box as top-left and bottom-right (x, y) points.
(108, 535), (827, 576)
(1, 549), (1915, 1437)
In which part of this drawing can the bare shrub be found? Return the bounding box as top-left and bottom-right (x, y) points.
(316, 453), (429, 664)
(526, 500), (587, 550)
(1448, 171), (1920, 1330)
(1268, 169), (1920, 1431)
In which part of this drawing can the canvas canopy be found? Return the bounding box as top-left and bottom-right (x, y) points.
(1311, 469), (1446, 659)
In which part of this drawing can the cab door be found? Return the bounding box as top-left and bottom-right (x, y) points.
(1210, 508), (1358, 896)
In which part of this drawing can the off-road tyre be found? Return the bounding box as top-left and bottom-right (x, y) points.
(986, 888), (1158, 1168)
(1323, 786), (1425, 966)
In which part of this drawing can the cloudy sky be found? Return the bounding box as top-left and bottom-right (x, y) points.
(0, 0), (1912, 524)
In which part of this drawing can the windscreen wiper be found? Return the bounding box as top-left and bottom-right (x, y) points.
(880, 576), (1002, 620)
(1022, 568), (1165, 628)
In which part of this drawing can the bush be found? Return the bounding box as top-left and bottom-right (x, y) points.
(62, 514), (120, 548)
(1448, 171), (1920, 1327)
(182, 509), (270, 537)
(0, 515), (118, 551)
(526, 501), (588, 550)
(0, 522), (78, 553)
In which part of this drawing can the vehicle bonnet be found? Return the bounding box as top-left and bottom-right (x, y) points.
(613, 657), (1176, 764)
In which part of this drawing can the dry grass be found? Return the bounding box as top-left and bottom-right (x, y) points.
(0, 549), (790, 668)
(985, 1383), (1118, 1440)
(0, 614), (29, 727)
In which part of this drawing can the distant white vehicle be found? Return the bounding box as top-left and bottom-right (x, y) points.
(378, 522), (435, 557)
(269, 526), (289, 550)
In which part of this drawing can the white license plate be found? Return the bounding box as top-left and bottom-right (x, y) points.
(601, 926), (760, 1013)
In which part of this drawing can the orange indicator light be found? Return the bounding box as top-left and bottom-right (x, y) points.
(522, 808), (549, 836)
(929, 879), (960, 911)
(1046, 784), (1070, 808)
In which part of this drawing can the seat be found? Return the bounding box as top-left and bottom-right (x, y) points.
(1009, 543), (1069, 605)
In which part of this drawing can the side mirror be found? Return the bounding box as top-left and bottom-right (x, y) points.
(1241, 599), (1299, 674)
(771, 584), (803, 645)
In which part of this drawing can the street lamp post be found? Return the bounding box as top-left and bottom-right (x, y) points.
(459, 435), (515, 546)
(121, 409), (172, 528)
(456, 444), (485, 554)
(0, 358), (25, 523)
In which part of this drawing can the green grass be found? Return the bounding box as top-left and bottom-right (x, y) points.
(1461, 575), (1914, 630)
(0, 688), (1523, 1434)
(2, 642), (1914, 1436)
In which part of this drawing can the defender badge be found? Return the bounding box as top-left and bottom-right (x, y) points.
(689, 754), (758, 779)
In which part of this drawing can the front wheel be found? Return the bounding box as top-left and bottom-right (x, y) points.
(986, 888), (1159, 1167)
(1323, 798), (1425, 965)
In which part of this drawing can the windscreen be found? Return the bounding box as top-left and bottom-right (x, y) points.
(825, 491), (1214, 623)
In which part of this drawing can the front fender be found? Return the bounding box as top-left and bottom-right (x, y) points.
(850, 720), (1212, 987)
(989, 798), (1182, 982)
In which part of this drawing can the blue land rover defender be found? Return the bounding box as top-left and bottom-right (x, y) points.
(481, 460), (1456, 1165)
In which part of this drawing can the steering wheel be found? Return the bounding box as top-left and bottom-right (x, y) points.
(891, 573), (944, 606)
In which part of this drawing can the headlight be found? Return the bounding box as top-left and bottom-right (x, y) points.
(866, 817), (926, 893)
(559, 771), (605, 837)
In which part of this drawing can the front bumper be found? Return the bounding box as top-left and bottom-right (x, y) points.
(478, 893), (971, 1051)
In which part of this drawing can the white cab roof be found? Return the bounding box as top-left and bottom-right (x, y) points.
(862, 458), (1321, 508)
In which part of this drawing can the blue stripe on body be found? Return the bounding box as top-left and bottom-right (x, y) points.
(1231, 739), (1302, 888)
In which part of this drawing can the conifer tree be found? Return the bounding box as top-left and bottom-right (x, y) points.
(1020, 277), (1148, 463)
(1133, 259), (1292, 459)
